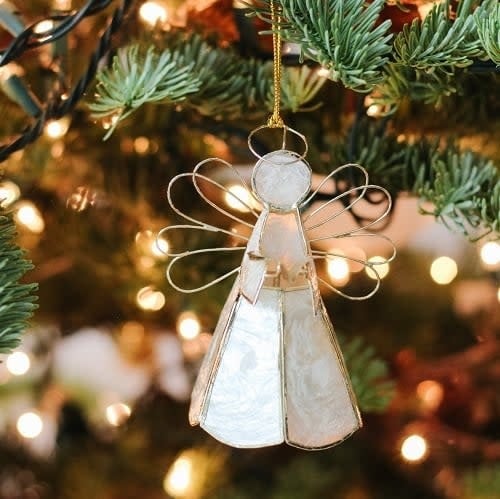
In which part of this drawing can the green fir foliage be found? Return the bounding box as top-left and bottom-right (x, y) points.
(327, 119), (499, 239)
(89, 34), (326, 134)
(474, 0), (500, 65)
(0, 214), (37, 353)
(255, 0), (393, 91)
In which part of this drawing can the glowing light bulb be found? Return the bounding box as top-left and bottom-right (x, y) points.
(224, 184), (254, 213)
(17, 412), (43, 439)
(53, 0), (72, 9)
(497, 287), (500, 303)
(0, 180), (21, 208)
(6, 351), (31, 376)
(44, 117), (70, 139)
(366, 104), (383, 117)
(177, 312), (201, 340)
(365, 256), (390, 280)
(133, 136), (150, 154)
(152, 235), (169, 258)
(317, 67), (330, 77)
(136, 286), (166, 311)
(416, 380), (444, 411)
(430, 256), (458, 285)
(105, 402), (131, 426)
(327, 254), (350, 286)
(480, 241), (500, 267)
(139, 1), (168, 27)
(164, 454), (193, 497)
(15, 202), (45, 233)
(33, 20), (54, 34)
(401, 434), (428, 462)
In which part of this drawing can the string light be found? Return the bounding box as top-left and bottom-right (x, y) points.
(400, 434), (428, 462)
(480, 241), (500, 267)
(136, 286), (166, 311)
(430, 256), (458, 285)
(135, 230), (169, 259)
(224, 184), (255, 213)
(105, 402), (132, 426)
(5, 351), (31, 376)
(164, 453), (193, 498)
(327, 253), (350, 286)
(133, 136), (150, 154)
(317, 67), (330, 77)
(177, 311), (201, 340)
(17, 412), (43, 439)
(416, 380), (444, 411)
(138, 1), (168, 27)
(15, 201), (45, 233)
(0, 180), (21, 208)
(44, 117), (71, 139)
(33, 19), (54, 34)
(53, 0), (72, 9)
(365, 256), (390, 280)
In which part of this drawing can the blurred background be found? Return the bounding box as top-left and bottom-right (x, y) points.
(0, 1), (499, 498)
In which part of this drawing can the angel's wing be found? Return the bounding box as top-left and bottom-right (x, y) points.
(301, 163), (396, 300)
(158, 157), (261, 293)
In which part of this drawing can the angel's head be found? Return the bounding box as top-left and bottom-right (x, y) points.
(251, 150), (311, 211)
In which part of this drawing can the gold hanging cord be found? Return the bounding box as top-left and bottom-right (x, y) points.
(267, 0), (284, 128)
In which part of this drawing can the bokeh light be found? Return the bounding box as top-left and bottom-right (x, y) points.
(6, 351), (31, 376)
(480, 241), (500, 267)
(401, 434), (428, 462)
(430, 256), (457, 285)
(416, 380), (444, 411)
(136, 286), (166, 311)
(44, 117), (70, 139)
(139, 1), (168, 27)
(0, 180), (21, 208)
(164, 454), (193, 497)
(17, 412), (43, 439)
(15, 202), (45, 233)
(224, 184), (255, 213)
(177, 312), (201, 340)
(365, 256), (390, 280)
(327, 254), (350, 286)
(105, 402), (132, 427)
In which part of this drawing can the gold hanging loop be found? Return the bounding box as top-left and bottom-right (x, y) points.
(267, 0), (284, 128)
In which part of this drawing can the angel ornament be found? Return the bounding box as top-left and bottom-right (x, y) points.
(162, 126), (394, 450)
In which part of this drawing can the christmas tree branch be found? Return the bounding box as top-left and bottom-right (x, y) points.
(253, 0), (393, 91)
(89, 33), (326, 135)
(326, 119), (499, 238)
(0, 213), (37, 353)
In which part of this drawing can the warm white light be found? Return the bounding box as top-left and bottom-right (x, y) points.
(15, 202), (45, 233)
(164, 454), (193, 497)
(327, 255), (350, 285)
(17, 412), (43, 439)
(480, 241), (500, 267)
(135, 230), (169, 259)
(53, 0), (72, 9)
(365, 256), (390, 280)
(366, 104), (383, 117)
(136, 286), (166, 311)
(416, 380), (444, 411)
(139, 1), (168, 27)
(6, 351), (31, 376)
(33, 20), (54, 34)
(224, 184), (255, 213)
(152, 236), (169, 258)
(497, 287), (500, 303)
(0, 180), (21, 208)
(44, 117), (70, 139)
(102, 113), (119, 130)
(105, 402), (131, 426)
(401, 434), (428, 462)
(430, 256), (458, 285)
(177, 312), (201, 340)
(133, 136), (150, 154)
(317, 67), (330, 77)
